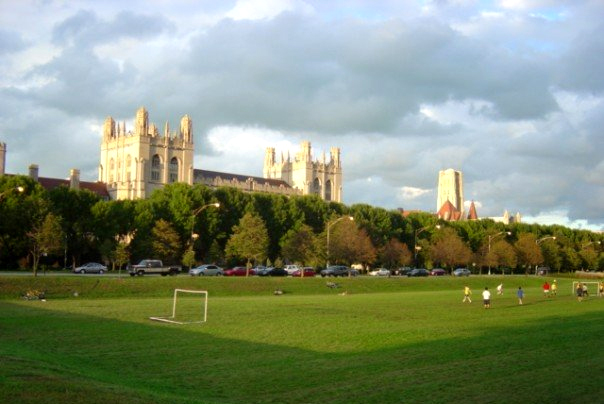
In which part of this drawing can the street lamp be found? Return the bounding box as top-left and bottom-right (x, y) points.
(190, 202), (220, 243)
(487, 231), (511, 275)
(326, 216), (354, 267)
(414, 224), (441, 267)
(0, 186), (24, 200)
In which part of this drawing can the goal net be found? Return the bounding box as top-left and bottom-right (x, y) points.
(572, 281), (602, 297)
(150, 289), (208, 324)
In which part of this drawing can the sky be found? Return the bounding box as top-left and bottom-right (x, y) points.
(1, 0), (603, 231)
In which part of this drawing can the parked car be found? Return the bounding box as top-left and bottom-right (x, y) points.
(224, 266), (256, 276)
(536, 266), (550, 276)
(284, 264), (301, 275)
(396, 267), (413, 276)
(267, 267), (288, 277)
(407, 268), (429, 277)
(73, 262), (107, 274)
(430, 268), (446, 276)
(255, 267), (273, 276)
(292, 267), (316, 277)
(189, 264), (223, 276)
(320, 265), (350, 277)
(453, 268), (471, 277)
(369, 268), (391, 276)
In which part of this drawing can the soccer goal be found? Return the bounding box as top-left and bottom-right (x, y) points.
(150, 289), (208, 324)
(572, 281), (601, 297)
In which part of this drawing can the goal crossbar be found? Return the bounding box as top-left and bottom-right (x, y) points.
(572, 281), (602, 296)
(150, 289), (208, 324)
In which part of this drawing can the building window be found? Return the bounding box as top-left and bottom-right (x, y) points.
(151, 154), (161, 182)
(109, 158), (115, 183)
(126, 155), (131, 183)
(169, 157), (179, 183)
(325, 180), (332, 201)
(312, 177), (321, 195)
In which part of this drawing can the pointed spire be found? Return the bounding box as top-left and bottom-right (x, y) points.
(467, 200), (478, 220)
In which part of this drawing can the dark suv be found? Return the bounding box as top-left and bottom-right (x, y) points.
(320, 265), (351, 277)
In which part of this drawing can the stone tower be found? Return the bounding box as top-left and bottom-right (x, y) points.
(263, 141), (343, 202)
(437, 169), (464, 217)
(98, 107), (194, 200)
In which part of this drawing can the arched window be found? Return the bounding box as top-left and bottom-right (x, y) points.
(325, 180), (332, 201)
(109, 158), (115, 183)
(151, 154), (161, 181)
(169, 157), (179, 183)
(126, 155), (132, 182)
(312, 177), (321, 195)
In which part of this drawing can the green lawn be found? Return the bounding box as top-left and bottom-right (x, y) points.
(1, 276), (602, 404)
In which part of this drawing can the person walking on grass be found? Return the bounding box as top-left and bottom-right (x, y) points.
(463, 285), (472, 303)
(517, 286), (524, 305)
(482, 287), (491, 309)
(496, 283), (503, 295)
(543, 281), (550, 297)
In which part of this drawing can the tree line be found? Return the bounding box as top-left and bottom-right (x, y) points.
(1, 175), (602, 276)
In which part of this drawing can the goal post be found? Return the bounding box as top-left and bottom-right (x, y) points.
(572, 281), (602, 297)
(150, 289), (208, 324)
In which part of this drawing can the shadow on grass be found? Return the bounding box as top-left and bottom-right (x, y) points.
(1, 300), (603, 404)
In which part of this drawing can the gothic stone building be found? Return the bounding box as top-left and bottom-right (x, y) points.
(99, 107), (342, 202)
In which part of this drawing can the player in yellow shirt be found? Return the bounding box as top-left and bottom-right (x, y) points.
(551, 280), (558, 296)
(463, 286), (472, 303)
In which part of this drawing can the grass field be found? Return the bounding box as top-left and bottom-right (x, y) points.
(1, 275), (603, 404)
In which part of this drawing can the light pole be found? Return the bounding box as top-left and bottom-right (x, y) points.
(487, 231), (511, 275)
(190, 202), (220, 246)
(414, 224), (441, 267)
(0, 186), (24, 200)
(535, 236), (556, 274)
(326, 216), (353, 267)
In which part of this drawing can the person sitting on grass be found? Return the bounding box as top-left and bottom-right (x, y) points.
(482, 287), (491, 309)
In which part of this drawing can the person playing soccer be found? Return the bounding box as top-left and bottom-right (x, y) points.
(542, 281), (550, 297)
(482, 287), (491, 309)
(496, 283), (503, 295)
(517, 286), (524, 305)
(551, 280), (558, 296)
(576, 282), (583, 302)
(463, 285), (472, 303)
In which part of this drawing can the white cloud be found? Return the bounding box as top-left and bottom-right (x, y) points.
(399, 186), (431, 200)
(226, 0), (314, 20)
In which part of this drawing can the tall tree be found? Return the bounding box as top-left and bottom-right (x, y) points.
(151, 219), (182, 264)
(429, 227), (472, 271)
(225, 212), (269, 274)
(28, 212), (64, 276)
(379, 238), (412, 269)
(515, 233), (543, 274)
(280, 224), (317, 266)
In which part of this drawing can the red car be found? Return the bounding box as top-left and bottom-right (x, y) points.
(291, 267), (316, 277)
(224, 266), (256, 276)
(430, 268), (446, 276)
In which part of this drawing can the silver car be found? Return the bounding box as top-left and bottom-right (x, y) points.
(73, 262), (107, 274)
(189, 264), (224, 276)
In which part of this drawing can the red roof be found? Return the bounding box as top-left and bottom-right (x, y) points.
(467, 201), (478, 220)
(37, 177), (110, 199)
(437, 200), (462, 221)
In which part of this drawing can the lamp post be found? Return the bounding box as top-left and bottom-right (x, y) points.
(414, 224), (441, 267)
(190, 202), (220, 245)
(535, 236), (556, 274)
(326, 216), (353, 267)
(0, 186), (24, 200)
(487, 231), (511, 275)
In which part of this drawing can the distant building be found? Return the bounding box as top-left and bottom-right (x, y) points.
(490, 210), (522, 225)
(436, 169), (465, 221)
(2, 107), (343, 202)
